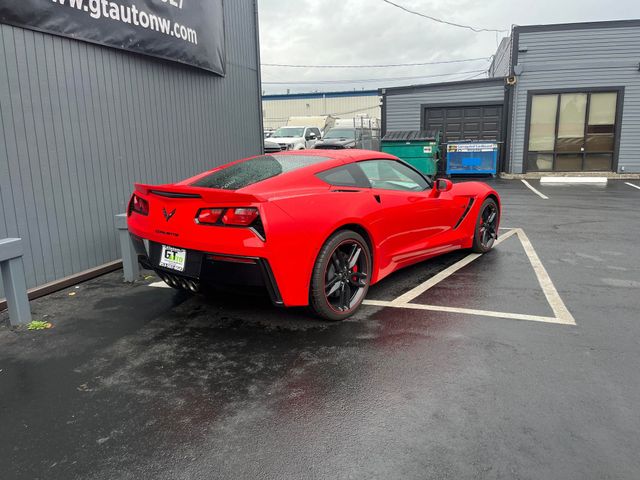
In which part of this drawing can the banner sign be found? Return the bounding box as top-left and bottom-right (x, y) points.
(0, 0), (225, 75)
(447, 142), (498, 153)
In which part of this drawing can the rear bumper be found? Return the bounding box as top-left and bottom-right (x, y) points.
(130, 234), (284, 306)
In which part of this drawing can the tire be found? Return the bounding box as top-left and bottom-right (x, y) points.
(471, 198), (500, 253)
(310, 230), (372, 321)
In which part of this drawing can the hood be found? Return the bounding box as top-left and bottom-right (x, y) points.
(270, 136), (303, 144)
(314, 138), (356, 148)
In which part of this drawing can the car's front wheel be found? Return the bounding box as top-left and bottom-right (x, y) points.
(471, 198), (500, 253)
(310, 230), (371, 321)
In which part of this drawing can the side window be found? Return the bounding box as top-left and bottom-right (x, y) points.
(316, 164), (370, 188)
(358, 160), (429, 192)
(311, 128), (321, 137)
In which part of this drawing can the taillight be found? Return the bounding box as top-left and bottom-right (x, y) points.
(222, 208), (259, 226)
(196, 208), (224, 225)
(128, 194), (149, 216)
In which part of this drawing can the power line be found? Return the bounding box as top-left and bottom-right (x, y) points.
(264, 105), (381, 122)
(381, 0), (508, 33)
(261, 69), (487, 85)
(261, 57), (491, 68)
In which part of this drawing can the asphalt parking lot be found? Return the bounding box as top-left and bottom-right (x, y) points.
(1, 179), (640, 480)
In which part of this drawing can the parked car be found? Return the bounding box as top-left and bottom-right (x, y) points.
(270, 126), (321, 150)
(263, 129), (275, 139)
(287, 115), (336, 135)
(314, 117), (381, 150)
(313, 127), (371, 150)
(127, 150), (501, 321)
(264, 139), (282, 153)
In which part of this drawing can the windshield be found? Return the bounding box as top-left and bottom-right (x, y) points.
(273, 127), (304, 138)
(323, 128), (357, 140)
(191, 154), (330, 190)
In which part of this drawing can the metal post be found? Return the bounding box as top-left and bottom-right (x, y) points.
(115, 214), (139, 282)
(0, 238), (32, 326)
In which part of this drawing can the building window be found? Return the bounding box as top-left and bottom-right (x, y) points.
(526, 91), (619, 172)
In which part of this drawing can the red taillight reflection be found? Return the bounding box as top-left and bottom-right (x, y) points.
(222, 208), (259, 226)
(196, 208), (224, 225)
(128, 194), (149, 216)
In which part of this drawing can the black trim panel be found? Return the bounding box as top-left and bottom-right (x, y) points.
(150, 190), (202, 199)
(454, 198), (475, 229)
(257, 259), (284, 306)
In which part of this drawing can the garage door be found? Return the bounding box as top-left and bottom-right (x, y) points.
(423, 104), (503, 142)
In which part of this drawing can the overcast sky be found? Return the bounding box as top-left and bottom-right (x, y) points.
(258, 0), (640, 94)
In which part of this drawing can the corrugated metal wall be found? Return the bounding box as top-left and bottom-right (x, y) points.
(262, 93), (380, 129)
(0, 0), (262, 296)
(384, 80), (506, 131)
(510, 24), (640, 173)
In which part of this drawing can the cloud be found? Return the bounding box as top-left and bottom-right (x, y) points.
(258, 0), (639, 93)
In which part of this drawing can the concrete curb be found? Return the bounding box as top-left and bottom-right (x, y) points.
(540, 177), (608, 185)
(500, 173), (640, 180)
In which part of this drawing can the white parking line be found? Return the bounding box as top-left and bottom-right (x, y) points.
(363, 300), (573, 325)
(516, 229), (575, 324)
(392, 229), (518, 305)
(521, 180), (549, 200)
(364, 228), (576, 326)
(625, 182), (640, 190)
(145, 230), (576, 326)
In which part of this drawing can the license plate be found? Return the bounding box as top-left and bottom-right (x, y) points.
(159, 245), (187, 272)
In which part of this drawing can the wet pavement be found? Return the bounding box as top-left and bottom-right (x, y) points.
(1, 179), (640, 479)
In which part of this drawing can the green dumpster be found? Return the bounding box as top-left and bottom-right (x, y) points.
(381, 130), (441, 176)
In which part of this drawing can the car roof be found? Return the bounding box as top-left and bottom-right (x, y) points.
(177, 150), (401, 194)
(238, 150), (398, 194)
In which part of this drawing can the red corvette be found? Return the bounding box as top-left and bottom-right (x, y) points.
(127, 150), (500, 320)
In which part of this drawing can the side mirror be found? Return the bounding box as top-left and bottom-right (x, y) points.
(308, 133), (317, 140)
(436, 178), (453, 192)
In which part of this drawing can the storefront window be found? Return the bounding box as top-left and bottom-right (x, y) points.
(556, 93), (587, 153)
(526, 91), (618, 172)
(528, 95), (557, 151)
(586, 93), (617, 152)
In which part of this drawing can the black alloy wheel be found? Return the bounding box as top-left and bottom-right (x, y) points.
(310, 230), (371, 321)
(472, 198), (500, 253)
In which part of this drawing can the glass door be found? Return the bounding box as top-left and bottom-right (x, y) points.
(526, 91), (619, 172)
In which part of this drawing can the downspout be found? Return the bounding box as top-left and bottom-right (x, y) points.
(503, 25), (520, 174)
(254, 0), (265, 154)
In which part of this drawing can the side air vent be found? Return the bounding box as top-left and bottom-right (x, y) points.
(454, 198), (475, 229)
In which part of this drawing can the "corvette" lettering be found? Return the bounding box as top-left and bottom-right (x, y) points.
(155, 229), (179, 237)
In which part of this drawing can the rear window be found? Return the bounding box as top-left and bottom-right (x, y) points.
(192, 154), (330, 190)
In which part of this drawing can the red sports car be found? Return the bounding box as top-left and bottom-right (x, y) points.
(127, 150), (500, 320)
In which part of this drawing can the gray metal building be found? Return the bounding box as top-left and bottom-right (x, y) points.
(0, 0), (262, 298)
(382, 19), (640, 174)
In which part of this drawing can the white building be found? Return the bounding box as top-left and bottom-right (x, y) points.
(263, 90), (380, 130)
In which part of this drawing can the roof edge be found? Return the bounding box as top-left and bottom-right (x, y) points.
(515, 18), (640, 34)
(380, 77), (505, 96)
(263, 90), (378, 101)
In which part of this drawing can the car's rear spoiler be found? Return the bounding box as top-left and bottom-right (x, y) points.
(134, 183), (265, 204)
